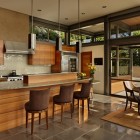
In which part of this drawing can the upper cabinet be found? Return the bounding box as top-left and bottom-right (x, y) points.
(28, 42), (55, 65)
(0, 40), (4, 65)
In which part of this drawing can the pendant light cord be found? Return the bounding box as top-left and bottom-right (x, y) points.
(58, 0), (60, 36)
(78, 0), (80, 40)
(31, 0), (34, 33)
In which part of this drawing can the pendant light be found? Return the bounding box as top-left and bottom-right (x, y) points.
(28, 0), (36, 52)
(76, 0), (82, 53)
(56, 0), (62, 51)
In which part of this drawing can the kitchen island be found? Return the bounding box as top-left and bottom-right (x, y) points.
(0, 72), (99, 132)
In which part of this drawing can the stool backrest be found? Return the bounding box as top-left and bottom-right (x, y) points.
(81, 82), (92, 97)
(29, 88), (50, 110)
(59, 84), (75, 102)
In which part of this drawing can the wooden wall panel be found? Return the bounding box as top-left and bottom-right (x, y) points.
(28, 42), (55, 65)
(51, 51), (61, 73)
(23, 73), (77, 84)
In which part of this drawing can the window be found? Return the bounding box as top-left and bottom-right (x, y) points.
(33, 25), (65, 44)
(111, 47), (131, 77)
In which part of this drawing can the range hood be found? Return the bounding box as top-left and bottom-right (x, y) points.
(4, 41), (35, 54)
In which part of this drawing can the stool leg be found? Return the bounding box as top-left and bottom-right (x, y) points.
(26, 111), (28, 128)
(130, 101), (132, 109)
(82, 99), (84, 113)
(46, 110), (48, 129)
(70, 102), (73, 119)
(87, 98), (90, 111)
(78, 99), (79, 108)
(61, 104), (64, 123)
(73, 98), (74, 112)
(39, 113), (41, 124)
(52, 102), (55, 119)
(31, 113), (34, 135)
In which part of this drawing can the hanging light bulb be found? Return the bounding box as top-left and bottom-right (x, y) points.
(76, 0), (82, 53)
(28, 0), (36, 52)
(56, 0), (62, 51)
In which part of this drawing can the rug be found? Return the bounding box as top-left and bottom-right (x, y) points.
(101, 107), (140, 131)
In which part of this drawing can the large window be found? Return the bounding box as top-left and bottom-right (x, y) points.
(70, 33), (92, 45)
(33, 25), (65, 44)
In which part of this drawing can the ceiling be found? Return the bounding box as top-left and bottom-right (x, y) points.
(0, 0), (140, 33)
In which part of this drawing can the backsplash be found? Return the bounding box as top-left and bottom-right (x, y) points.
(0, 54), (51, 76)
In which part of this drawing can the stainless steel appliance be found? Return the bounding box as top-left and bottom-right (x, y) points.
(7, 75), (23, 81)
(2, 71), (23, 81)
(61, 52), (78, 72)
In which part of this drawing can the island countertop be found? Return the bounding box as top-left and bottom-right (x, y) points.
(0, 78), (99, 91)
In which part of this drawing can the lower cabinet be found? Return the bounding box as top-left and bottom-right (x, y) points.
(28, 42), (55, 65)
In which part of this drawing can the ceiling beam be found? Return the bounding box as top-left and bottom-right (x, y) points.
(69, 16), (104, 31)
(112, 21), (130, 32)
(110, 36), (140, 46)
(109, 6), (140, 22)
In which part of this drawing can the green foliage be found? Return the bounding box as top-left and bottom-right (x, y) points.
(132, 30), (140, 36)
(133, 48), (140, 66)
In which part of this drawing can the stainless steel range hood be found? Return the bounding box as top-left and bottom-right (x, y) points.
(4, 41), (35, 54)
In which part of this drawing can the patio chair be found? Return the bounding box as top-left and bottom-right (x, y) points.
(123, 81), (140, 115)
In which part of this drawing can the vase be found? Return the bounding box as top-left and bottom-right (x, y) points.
(90, 74), (94, 82)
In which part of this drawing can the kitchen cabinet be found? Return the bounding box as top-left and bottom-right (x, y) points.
(51, 51), (61, 73)
(28, 42), (55, 65)
(0, 40), (4, 65)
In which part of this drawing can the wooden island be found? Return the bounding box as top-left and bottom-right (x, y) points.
(0, 72), (96, 132)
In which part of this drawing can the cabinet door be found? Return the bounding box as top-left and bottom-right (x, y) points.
(28, 42), (55, 65)
(51, 51), (61, 73)
(0, 40), (4, 65)
(81, 51), (92, 77)
(50, 46), (55, 65)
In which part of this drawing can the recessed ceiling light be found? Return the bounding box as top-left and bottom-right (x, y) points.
(37, 9), (42, 12)
(102, 6), (107, 8)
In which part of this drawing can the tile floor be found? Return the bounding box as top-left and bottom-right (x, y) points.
(0, 94), (140, 140)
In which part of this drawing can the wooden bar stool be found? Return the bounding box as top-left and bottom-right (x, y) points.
(52, 84), (74, 122)
(73, 82), (92, 112)
(25, 88), (50, 134)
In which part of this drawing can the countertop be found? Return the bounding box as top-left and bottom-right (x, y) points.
(0, 78), (100, 91)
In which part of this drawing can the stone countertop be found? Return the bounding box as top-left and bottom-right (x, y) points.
(0, 78), (100, 91)
(23, 72), (78, 76)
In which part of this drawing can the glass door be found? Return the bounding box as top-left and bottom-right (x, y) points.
(111, 46), (132, 97)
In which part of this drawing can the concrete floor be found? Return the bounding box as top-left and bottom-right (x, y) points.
(0, 94), (140, 140)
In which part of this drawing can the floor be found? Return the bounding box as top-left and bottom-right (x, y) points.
(0, 94), (140, 140)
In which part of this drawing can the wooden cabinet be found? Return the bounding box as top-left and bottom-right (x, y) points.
(0, 40), (4, 65)
(51, 51), (61, 73)
(28, 42), (55, 65)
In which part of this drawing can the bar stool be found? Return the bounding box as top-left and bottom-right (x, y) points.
(73, 82), (92, 112)
(52, 84), (74, 122)
(25, 88), (50, 134)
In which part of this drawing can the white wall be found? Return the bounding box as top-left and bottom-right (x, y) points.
(82, 45), (104, 94)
